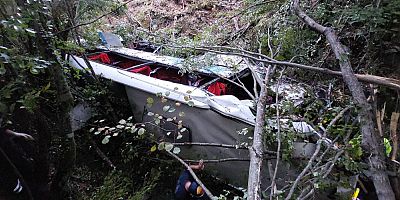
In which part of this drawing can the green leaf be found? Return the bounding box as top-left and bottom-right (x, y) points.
(155, 118), (160, 125)
(168, 107), (176, 113)
(165, 143), (174, 151)
(30, 67), (39, 74)
(165, 91), (170, 96)
(150, 145), (157, 152)
(158, 142), (165, 150)
(147, 97), (154, 105)
(177, 134), (183, 140)
(187, 101), (194, 107)
(147, 112), (154, 116)
(89, 128), (95, 132)
(384, 138), (392, 157)
(130, 127), (138, 133)
(138, 128), (145, 135)
(116, 125), (124, 129)
(180, 128), (187, 133)
(102, 135), (111, 144)
(43, 82), (51, 92)
(172, 147), (181, 154)
(25, 28), (36, 34)
(163, 105), (170, 112)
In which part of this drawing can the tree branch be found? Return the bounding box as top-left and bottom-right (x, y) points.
(56, 0), (135, 35)
(247, 64), (276, 200)
(269, 68), (285, 200)
(292, 0), (396, 199)
(285, 140), (322, 200)
(163, 44), (400, 90)
(184, 158), (251, 163)
(166, 150), (215, 199)
(172, 142), (277, 155)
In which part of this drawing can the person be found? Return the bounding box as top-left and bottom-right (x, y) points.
(175, 160), (209, 200)
(0, 125), (34, 198)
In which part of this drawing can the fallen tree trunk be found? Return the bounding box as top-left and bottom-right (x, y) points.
(292, 0), (395, 199)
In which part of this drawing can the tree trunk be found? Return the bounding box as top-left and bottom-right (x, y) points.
(13, 0), (77, 198)
(247, 66), (275, 200)
(292, 0), (396, 199)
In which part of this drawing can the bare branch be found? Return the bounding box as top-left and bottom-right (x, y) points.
(172, 142), (277, 155)
(285, 140), (322, 200)
(166, 150), (215, 199)
(173, 142), (247, 149)
(269, 68), (285, 200)
(184, 158), (251, 163)
(220, 76), (256, 100)
(221, 0), (277, 26)
(247, 64), (276, 200)
(299, 188), (315, 200)
(163, 44), (400, 90)
(56, 0), (136, 35)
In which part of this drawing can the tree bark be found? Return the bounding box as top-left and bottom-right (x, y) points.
(247, 66), (275, 200)
(292, 0), (396, 199)
(13, 1), (77, 198)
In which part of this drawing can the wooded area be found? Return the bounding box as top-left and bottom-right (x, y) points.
(0, 0), (399, 199)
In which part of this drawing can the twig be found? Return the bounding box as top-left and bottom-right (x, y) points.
(285, 140), (322, 200)
(173, 142), (246, 149)
(56, 0), (135, 35)
(184, 158), (251, 163)
(220, 75), (256, 100)
(270, 67), (285, 200)
(390, 112), (399, 161)
(326, 106), (351, 131)
(299, 188), (314, 200)
(322, 149), (345, 178)
(221, 0), (276, 26)
(267, 27), (274, 58)
(85, 131), (116, 169)
(166, 150), (215, 199)
(172, 142), (277, 155)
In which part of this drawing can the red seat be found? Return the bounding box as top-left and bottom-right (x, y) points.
(207, 82), (226, 96)
(129, 66), (151, 76)
(88, 53), (111, 64)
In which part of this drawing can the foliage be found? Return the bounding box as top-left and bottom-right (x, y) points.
(0, 1), (55, 117)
